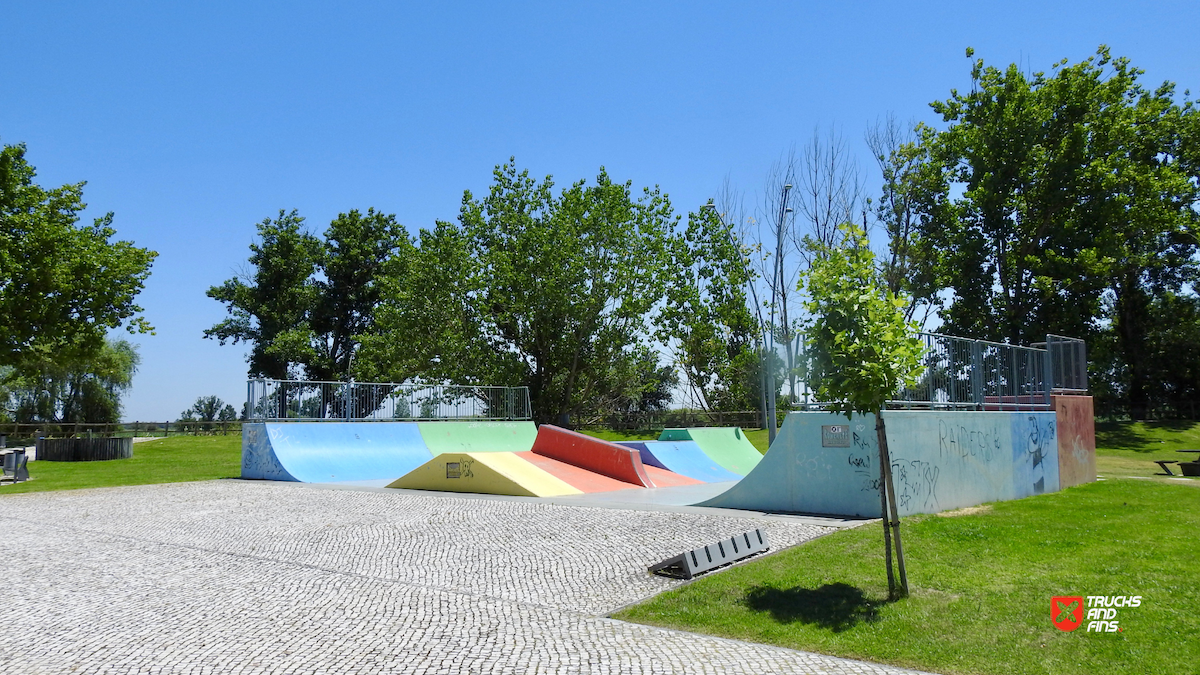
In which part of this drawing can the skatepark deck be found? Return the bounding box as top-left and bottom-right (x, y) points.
(417, 421), (538, 454)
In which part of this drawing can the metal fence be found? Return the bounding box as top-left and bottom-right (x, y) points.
(890, 333), (1056, 410)
(1040, 334), (1088, 392)
(789, 331), (1086, 411)
(246, 380), (533, 421)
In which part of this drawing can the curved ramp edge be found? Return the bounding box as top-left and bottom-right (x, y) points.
(658, 427), (763, 476)
(388, 452), (582, 497)
(242, 423), (300, 481)
(244, 422), (433, 483)
(626, 441), (742, 483)
(532, 425), (655, 487)
(698, 413), (887, 515)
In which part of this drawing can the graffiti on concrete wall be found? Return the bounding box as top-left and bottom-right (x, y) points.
(1015, 414), (1057, 494)
(1054, 396), (1096, 488)
(890, 459), (941, 512)
(849, 423), (878, 491)
(938, 418), (1002, 463)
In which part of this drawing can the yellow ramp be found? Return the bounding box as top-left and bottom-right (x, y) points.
(387, 452), (583, 498)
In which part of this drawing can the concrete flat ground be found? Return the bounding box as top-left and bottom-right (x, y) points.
(1, 480), (929, 674)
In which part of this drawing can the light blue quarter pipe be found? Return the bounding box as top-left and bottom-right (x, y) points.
(616, 440), (743, 483)
(698, 410), (1060, 517)
(242, 422), (433, 483)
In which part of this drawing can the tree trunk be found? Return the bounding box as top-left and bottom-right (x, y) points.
(1114, 278), (1150, 420)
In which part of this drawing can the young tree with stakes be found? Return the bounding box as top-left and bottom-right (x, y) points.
(800, 222), (924, 599)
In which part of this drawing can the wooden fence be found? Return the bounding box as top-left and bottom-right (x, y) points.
(0, 421), (243, 445)
(37, 437), (134, 461)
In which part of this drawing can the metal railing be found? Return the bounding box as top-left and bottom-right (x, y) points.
(890, 333), (1055, 410)
(1039, 334), (1088, 392)
(794, 331), (1087, 411)
(245, 380), (533, 421)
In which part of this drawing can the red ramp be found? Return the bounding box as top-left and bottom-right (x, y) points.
(532, 425), (655, 487)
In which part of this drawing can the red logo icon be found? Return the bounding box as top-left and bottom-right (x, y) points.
(1052, 596), (1083, 631)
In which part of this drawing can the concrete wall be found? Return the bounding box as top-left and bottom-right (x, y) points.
(1053, 395), (1097, 489)
(700, 409), (1063, 517)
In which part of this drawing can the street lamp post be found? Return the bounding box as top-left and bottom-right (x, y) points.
(765, 183), (793, 444)
(701, 200), (778, 438)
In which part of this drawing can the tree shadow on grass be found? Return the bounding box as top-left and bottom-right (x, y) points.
(743, 583), (888, 633)
(1095, 422), (1151, 453)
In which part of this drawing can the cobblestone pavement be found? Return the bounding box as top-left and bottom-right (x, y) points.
(0, 481), (931, 674)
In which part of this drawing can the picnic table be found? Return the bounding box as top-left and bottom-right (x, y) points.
(1154, 450), (1200, 476)
(1176, 450), (1200, 476)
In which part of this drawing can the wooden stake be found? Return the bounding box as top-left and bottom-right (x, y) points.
(877, 414), (909, 597)
(875, 414), (896, 598)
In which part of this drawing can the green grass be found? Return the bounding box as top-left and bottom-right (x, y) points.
(0, 435), (241, 494)
(1095, 420), (1200, 478)
(577, 429), (660, 443)
(616, 477), (1200, 675)
(580, 427), (773, 454)
(742, 427), (770, 454)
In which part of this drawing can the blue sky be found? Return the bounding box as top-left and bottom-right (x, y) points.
(3, 1), (1198, 421)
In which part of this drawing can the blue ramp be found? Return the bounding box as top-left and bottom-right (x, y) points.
(242, 422), (433, 483)
(617, 440), (742, 483)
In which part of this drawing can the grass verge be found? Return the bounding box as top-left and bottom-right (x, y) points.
(0, 435), (241, 495)
(1095, 420), (1200, 479)
(615, 478), (1198, 675)
(580, 427), (772, 455)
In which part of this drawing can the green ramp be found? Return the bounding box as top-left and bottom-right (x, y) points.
(417, 421), (538, 455)
(658, 427), (763, 476)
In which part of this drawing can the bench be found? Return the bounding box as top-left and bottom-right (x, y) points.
(1155, 460), (1179, 476)
(1177, 451), (1200, 477)
(1, 450), (29, 483)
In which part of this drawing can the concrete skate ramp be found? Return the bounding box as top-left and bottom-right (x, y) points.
(515, 451), (642, 493)
(657, 427), (763, 476)
(242, 422), (433, 483)
(387, 452), (582, 497)
(532, 425), (654, 487)
(698, 410), (1063, 517)
(417, 421), (538, 454)
(1052, 395), (1096, 489)
(642, 464), (705, 487)
(617, 441), (742, 483)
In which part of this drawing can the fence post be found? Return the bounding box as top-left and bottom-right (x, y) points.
(971, 341), (984, 410)
(1043, 335), (1055, 408)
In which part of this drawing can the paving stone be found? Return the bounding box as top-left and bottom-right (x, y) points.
(0, 481), (931, 674)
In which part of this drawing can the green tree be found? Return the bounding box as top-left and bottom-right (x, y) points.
(0, 142), (156, 369)
(178, 395), (237, 431)
(865, 115), (939, 323)
(913, 47), (1200, 417)
(658, 205), (760, 412)
(372, 160), (679, 424)
(205, 211), (321, 379)
(180, 395), (225, 423)
(801, 222), (924, 598)
(356, 220), (482, 384)
(2, 339), (140, 423)
(206, 208), (411, 383)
